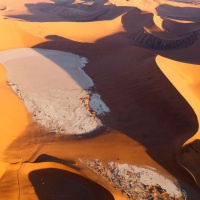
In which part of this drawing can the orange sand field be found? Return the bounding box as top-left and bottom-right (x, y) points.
(0, 0), (200, 199)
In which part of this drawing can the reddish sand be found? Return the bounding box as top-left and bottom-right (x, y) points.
(0, 0), (200, 199)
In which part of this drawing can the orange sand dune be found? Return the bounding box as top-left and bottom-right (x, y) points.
(0, 0), (200, 199)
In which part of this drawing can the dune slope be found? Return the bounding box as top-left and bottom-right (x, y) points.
(0, 0), (200, 199)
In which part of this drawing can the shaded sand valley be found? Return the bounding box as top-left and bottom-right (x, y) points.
(0, 0), (200, 199)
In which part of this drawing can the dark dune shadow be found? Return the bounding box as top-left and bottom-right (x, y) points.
(161, 18), (200, 34)
(177, 139), (200, 187)
(29, 168), (114, 200)
(180, 139), (200, 154)
(5, 0), (132, 22)
(156, 4), (200, 21)
(121, 8), (154, 33)
(34, 154), (75, 164)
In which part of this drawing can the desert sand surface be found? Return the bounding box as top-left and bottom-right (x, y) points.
(0, 0), (200, 199)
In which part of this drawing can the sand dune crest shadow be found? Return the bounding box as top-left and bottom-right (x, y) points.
(29, 168), (114, 200)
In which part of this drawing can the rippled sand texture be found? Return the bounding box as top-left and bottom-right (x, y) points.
(0, 0), (200, 199)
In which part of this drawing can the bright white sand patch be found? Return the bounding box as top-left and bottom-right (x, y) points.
(0, 48), (110, 135)
(80, 159), (186, 199)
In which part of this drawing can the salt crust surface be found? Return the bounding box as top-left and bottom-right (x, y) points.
(0, 48), (110, 134)
(112, 163), (183, 197)
(80, 159), (186, 199)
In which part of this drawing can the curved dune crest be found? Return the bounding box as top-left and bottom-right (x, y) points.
(156, 55), (200, 139)
(153, 14), (165, 31)
(156, 55), (200, 188)
(0, 48), (110, 135)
